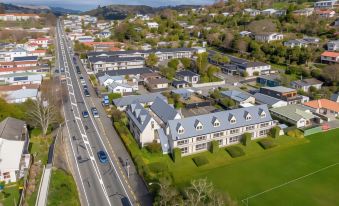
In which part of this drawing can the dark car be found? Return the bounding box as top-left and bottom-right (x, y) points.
(84, 89), (90, 97)
(76, 66), (81, 74)
(121, 197), (131, 206)
(83, 85), (88, 90)
(97, 151), (108, 164)
(82, 111), (89, 118)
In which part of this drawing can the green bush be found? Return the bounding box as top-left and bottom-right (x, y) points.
(271, 126), (281, 138)
(192, 156), (209, 167)
(226, 146), (245, 158)
(210, 140), (219, 153)
(287, 129), (304, 138)
(258, 139), (277, 149)
(242, 132), (252, 146)
(145, 141), (162, 153)
(172, 148), (182, 163)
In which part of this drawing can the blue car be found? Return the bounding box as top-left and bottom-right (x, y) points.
(82, 111), (89, 118)
(97, 151), (108, 164)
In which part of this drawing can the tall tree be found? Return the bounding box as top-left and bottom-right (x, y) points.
(146, 53), (159, 68)
(196, 52), (209, 75)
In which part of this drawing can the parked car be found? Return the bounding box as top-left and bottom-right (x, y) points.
(91, 107), (99, 118)
(82, 111), (89, 118)
(83, 85), (88, 90)
(76, 66), (81, 74)
(97, 151), (108, 164)
(121, 197), (131, 206)
(84, 89), (90, 97)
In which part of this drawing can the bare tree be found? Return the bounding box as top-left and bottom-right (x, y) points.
(27, 98), (57, 136)
(185, 178), (214, 206)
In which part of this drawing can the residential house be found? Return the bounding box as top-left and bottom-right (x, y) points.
(255, 33), (284, 43)
(96, 67), (153, 80)
(254, 93), (288, 108)
(163, 105), (276, 156)
(172, 80), (190, 88)
(175, 70), (200, 84)
(330, 93), (339, 102)
(147, 22), (159, 29)
(0, 13), (39, 21)
(243, 8), (261, 16)
(0, 117), (30, 183)
(221, 90), (255, 105)
(327, 40), (339, 51)
(315, 9), (336, 18)
(259, 86), (306, 104)
(293, 8), (314, 16)
(314, 0), (337, 8)
(321, 51), (339, 63)
(335, 18), (339, 26)
(239, 31), (252, 37)
(284, 39), (309, 48)
(88, 56), (145, 73)
(219, 56), (271, 76)
(290, 78), (323, 92)
(113, 93), (167, 111)
(75, 36), (94, 43)
(261, 9), (286, 16)
(270, 104), (319, 128)
(304, 99), (339, 117)
(28, 37), (50, 48)
(107, 82), (133, 95)
(98, 74), (125, 87)
(145, 78), (170, 91)
(0, 72), (42, 85)
(256, 75), (280, 87)
(5, 88), (38, 103)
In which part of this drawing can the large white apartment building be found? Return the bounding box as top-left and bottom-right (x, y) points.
(88, 56), (145, 73)
(0, 13), (40, 21)
(127, 96), (276, 156)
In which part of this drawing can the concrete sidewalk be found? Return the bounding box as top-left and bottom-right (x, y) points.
(35, 164), (52, 206)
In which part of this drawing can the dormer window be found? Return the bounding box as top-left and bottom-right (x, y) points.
(212, 117), (220, 127)
(229, 114), (236, 124)
(177, 124), (185, 134)
(195, 120), (203, 130)
(260, 110), (266, 118)
(245, 112), (252, 121)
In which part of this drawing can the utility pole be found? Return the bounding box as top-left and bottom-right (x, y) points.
(125, 159), (130, 178)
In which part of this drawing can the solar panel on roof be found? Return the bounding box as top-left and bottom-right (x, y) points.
(13, 76), (28, 81)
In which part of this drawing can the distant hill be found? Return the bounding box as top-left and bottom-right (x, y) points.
(0, 3), (81, 16)
(84, 4), (201, 20)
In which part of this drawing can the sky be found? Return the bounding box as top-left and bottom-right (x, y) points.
(2, 0), (215, 11)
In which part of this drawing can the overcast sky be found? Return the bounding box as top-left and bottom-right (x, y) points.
(3, 0), (215, 11)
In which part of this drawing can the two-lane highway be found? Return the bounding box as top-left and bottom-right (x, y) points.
(56, 19), (134, 206)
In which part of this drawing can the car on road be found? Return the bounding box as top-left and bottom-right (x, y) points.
(76, 66), (81, 74)
(82, 111), (89, 118)
(121, 197), (131, 206)
(83, 85), (88, 90)
(97, 150), (108, 164)
(84, 89), (90, 97)
(60, 67), (65, 72)
(91, 107), (99, 118)
(54, 69), (59, 73)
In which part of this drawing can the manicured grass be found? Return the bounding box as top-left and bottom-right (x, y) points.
(226, 146), (245, 158)
(47, 169), (80, 206)
(258, 139), (277, 149)
(192, 156), (209, 167)
(192, 129), (339, 205)
(0, 184), (21, 206)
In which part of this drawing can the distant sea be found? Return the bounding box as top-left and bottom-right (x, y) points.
(2, 0), (215, 11)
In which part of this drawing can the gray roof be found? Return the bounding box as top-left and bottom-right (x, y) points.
(176, 70), (200, 77)
(150, 97), (179, 123)
(221, 90), (252, 103)
(270, 104), (315, 121)
(172, 80), (189, 87)
(331, 93), (339, 102)
(98, 74), (124, 85)
(254, 93), (285, 106)
(0, 117), (26, 141)
(96, 67), (153, 78)
(113, 92), (167, 107)
(262, 86), (296, 93)
(291, 78), (323, 87)
(107, 82), (132, 89)
(7, 89), (38, 100)
(88, 56), (144, 64)
(126, 102), (152, 132)
(13, 56), (38, 61)
(88, 47), (195, 58)
(167, 105), (272, 140)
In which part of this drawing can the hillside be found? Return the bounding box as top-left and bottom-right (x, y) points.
(0, 3), (80, 16)
(84, 4), (201, 20)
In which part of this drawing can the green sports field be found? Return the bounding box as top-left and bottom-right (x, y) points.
(191, 129), (339, 206)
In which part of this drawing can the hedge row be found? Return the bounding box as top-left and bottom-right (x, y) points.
(258, 139), (277, 150)
(192, 156), (209, 167)
(226, 146), (245, 158)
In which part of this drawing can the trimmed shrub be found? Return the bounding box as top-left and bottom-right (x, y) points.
(192, 156), (209, 167)
(210, 140), (219, 153)
(242, 132), (252, 146)
(172, 148), (182, 163)
(271, 126), (281, 138)
(226, 146), (245, 158)
(287, 129), (304, 138)
(258, 139), (277, 149)
(145, 141), (162, 153)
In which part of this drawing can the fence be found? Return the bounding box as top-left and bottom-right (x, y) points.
(192, 80), (225, 88)
(303, 126), (323, 136)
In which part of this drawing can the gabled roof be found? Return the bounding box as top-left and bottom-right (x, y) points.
(270, 104), (315, 121)
(88, 56), (144, 64)
(0, 117), (26, 141)
(254, 93), (286, 106)
(321, 51), (339, 58)
(172, 80), (189, 87)
(167, 105), (272, 140)
(221, 90), (252, 102)
(304, 99), (339, 112)
(147, 78), (170, 85)
(96, 67), (153, 78)
(150, 97), (180, 123)
(6, 88), (38, 100)
(113, 92), (167, 107)
(176, 70), (200, 77)
(262, 86), (296, 93)
(291, 78), (323, 87)
(13, 56), (38, 62)
(126, 102), (152, 132)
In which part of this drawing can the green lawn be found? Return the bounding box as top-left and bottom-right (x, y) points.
(190, 129), (339, 205)
(0, 184), (21, 206)
(47, 169), (80, 206)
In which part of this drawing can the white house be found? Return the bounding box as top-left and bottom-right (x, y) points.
(255, 33), (284, 43)
(314, 0), (337, 8)
(290, 78), (323, 92)
(107, 82), (133, 95)
(0, 13), (40, 21)
(0, 117), (30, 183)
(327, 40), (339, 51)
(243, 8), (261, 16)
(5, 88), (38, 103)
(147, 22), (159, 29)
